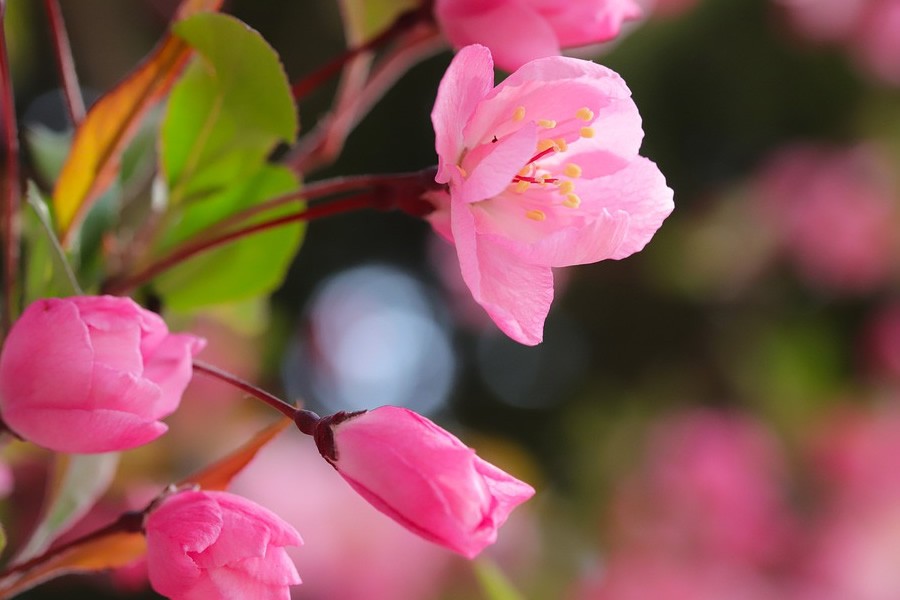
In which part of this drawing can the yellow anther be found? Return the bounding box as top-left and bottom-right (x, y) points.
(576, 107), (594, 122)
(456, 164), (468, 178)
(513, 106), (526, 121)
(563, 193), (582, 208)
(580, 126), (596, 139)
(517, 165), (532, 177)
(564, 163), (583, 178)
(537, 119), (557, 129)
(558, 180), (575, 194)
(537, 138), (558, 152)
(555, 137), (568, 152)
(515, 180), (530, 194)
(526, 209), (547, 221)
(538, 175), (551, 186)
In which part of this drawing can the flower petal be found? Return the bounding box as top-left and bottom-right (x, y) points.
(432, 45), (496, 185)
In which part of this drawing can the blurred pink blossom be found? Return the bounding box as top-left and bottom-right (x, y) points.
(0, 296), (205, 453)
(434, 0), (642, 72)
(754, 143), (898, 294)
(233, 430), (450, 600)
(860, 303), (900, 383)
(778, 0), (900, 85)
(798, 409), (900, 600)
(145, 489), (302, 600)
(318, 405), (535, 558)
(427, 44), (673, 344)
(610, 411), (794, 567)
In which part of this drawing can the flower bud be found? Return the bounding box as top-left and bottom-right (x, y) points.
(319, 406), (535, 558)
(145, 489), (302, 600)
(0, 296), (205, 453)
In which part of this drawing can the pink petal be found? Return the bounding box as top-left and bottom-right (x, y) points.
(1, 405), (168, 453)
(539, 0), (642, 48)
(451, 197), (553, 345)
(575, 155), (674, 259)
(436, 0), (561, 72)
(432, 45), (496, 185)
(88, 366), (161, 417)
(142, 333), (206, 416)
(457, 122), (538, 204)
(0, 299), (93, 411)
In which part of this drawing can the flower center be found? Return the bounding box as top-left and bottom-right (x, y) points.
(506, 105), (595, 221)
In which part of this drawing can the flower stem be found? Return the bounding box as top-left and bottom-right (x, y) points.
(191, 359), (299, 420)
(43, 0), (85, 125)
(0, 3), (20, 336)
(290, 5), (431, 101)
(0, 511), (144, 580)
(103, 192), (379, 295)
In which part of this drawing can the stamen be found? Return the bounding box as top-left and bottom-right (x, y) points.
(563, 193), (582, 208)
(579, 126), (596, 139)
(564, 163), (582, 178)
(537, 119), (557, 129)
(555, 137), (568, 152)
(518, 165), (532, 177)
(456, 165), (468, 178)
(515, 180), (530, 193)
(528, 147), (557, 164)
(576, 107), (594, 122)
(526, 210), (547, 221)
(558, 180), (575, 194)
(513, 106), (526, 122)
(537, 139), (558, 153)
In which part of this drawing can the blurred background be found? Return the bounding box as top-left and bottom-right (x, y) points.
(6, 0), (900, 598)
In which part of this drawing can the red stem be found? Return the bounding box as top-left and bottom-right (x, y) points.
(0, 3), (20, 335)
(291, 6), (429, 101)
(43, 0), (85, 125)
(192, 360), (299, 419)
(103, 192), (380, 295)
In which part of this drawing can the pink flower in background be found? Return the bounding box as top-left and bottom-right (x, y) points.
(317, 405), (535, 558)
(434, 0), (642, 72)
(778, 0), (900, 86)
(0, 296), (205, 453)
(611, 411), (794, 567)
(754, 144), (897, 294)
(145, 489), (302, 600)
(428, 44), (673, 345)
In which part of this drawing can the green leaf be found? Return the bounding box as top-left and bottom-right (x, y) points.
(338, 0), (419, 44)
(0, 521), (6, 558)
(15, 453), (120, 564)
(24, 126), (71, 188)
(473, 558), (526, 600)
(154, 165), (304, 310)
(163, 12), (297, 205)
(22, 183), (82, 303)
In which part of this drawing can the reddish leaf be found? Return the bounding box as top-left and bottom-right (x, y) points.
(52, 0), (222, 244)
(0, 532), (146, 599)
(181, 417), (293, 491)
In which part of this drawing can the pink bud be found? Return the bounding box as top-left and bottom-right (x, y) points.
(319, 406), (535, 558)
(0, 296), (205, 453)
(145, 489), (302, 600)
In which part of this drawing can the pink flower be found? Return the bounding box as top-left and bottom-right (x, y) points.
(427, 44), (673, 344)
(145, 489), (302, 600)
(316, 405), (535, 558)
(754, 143), (898, 294)
(434, 0), (642, 72)
(0, 295), (205, 453)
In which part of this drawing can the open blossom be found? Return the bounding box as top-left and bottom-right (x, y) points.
(427, 44), (673, 344)
(0, 295), (205, 453)
(316, 405), (535, 559)
(434, 0), (642, 71)
(145, 489), (302, 600)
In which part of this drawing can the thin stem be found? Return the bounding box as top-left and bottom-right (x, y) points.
(196, 171), (433, 242)
(0, 3), (20, 335)
(286, 25), (444, 174)
(103, 192), (380, 295)
(290, 6), (429, 100)
(43, 0), (85, 125)
(191, 360), (298, 419)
